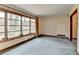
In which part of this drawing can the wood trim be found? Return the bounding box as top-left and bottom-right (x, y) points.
(36, 17), (39, 36)
(39, 34), (57, 37)
(71, 9), (77, 17)
(23, 33), (35, 36)
(0, 4), (36, 19)
(70, 8), (77, 41)
(39, 34), (69, 39)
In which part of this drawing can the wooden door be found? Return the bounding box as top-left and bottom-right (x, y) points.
(72, 12), (78, 40)
(70, 9), (78, 41)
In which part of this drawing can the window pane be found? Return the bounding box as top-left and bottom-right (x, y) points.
(31, 29), (36, 33)
(8, 26), (20, 31)
(22, 17), (30, 35)
(0, 11), (5, 40)
(22, 17), (29, 25)
(0, 11), (5, 18)
(22, 26), (29, 30)
(8, 13), (20, 20)
(22, 30), (29, 35)
(7, 13), (21, 38)
(31, 19), (35, 22)
(31, 22), (35, 25)
(31, 19), (36, 33)
(8, 14), (20, 25)
(0, 19), (4, 25)
(0, 33), (4, 40)
(8, 31), (20, 37)
(0, 26), (4, 32)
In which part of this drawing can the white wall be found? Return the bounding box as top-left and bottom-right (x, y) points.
(39, 15), (70, 38)
(39, 4), (79, 54)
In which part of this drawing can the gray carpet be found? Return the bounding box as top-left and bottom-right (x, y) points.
(1, 36), (77, 55)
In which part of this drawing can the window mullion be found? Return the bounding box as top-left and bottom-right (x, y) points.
(20, 16), (23, 36)
(4, 12), (8, 40)
(29, 18), (31, 34)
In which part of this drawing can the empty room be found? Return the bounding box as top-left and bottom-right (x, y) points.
(0, 4), (79, 55)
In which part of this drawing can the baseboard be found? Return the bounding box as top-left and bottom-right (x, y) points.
(72, 38), (77, 40)
(41, 34), (56, 37)
(77, 52), (79, 55)
(38, 34), (69, 39)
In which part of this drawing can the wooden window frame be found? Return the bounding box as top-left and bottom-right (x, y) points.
(0, 5), (37, 43)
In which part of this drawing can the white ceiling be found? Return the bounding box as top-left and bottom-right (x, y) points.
(13, 4), (73, 16)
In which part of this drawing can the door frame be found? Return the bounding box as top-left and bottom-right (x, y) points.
(70, 8), (77, 41)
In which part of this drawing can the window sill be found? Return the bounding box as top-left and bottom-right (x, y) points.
(0, 34), (35, 51)
(0, 33), (36, 43)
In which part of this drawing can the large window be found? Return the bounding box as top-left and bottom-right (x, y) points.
(0, 11), (5, 40)
(7, 13), (21, 38)
(0, 8), (36, 41)
(31, 19), (36, 33)
(22, 17), (30, 35)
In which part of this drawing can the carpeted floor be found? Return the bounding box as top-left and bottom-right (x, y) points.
(1, 36), (77, 55)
